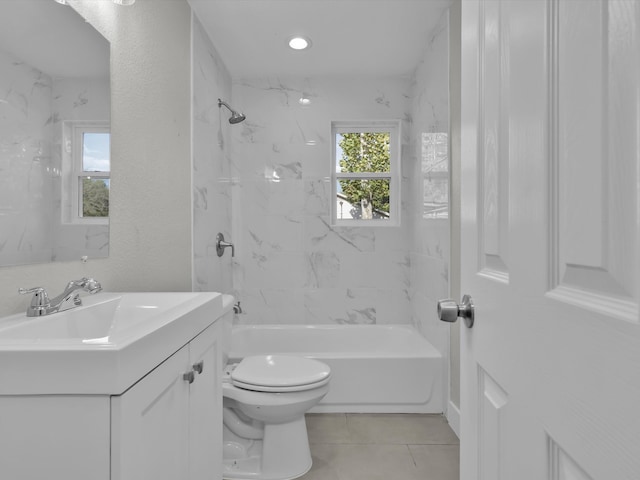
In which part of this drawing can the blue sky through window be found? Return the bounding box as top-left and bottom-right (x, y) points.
(83, 133), (110, 172)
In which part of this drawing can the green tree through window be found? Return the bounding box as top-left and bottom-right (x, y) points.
(338, 132), (390, 219)
(82, 178), (109, 217)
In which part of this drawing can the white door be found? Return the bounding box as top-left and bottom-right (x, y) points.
(459, 1), (640, 479)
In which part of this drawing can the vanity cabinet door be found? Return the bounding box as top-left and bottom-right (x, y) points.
(188, 321), (223, 480)
(111, 346), (191, 480)
(0, 395), (110, 479)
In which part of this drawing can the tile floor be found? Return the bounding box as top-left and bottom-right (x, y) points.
(300, 413), (460, 480)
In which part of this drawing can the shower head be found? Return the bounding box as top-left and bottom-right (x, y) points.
(218, 98), (246, 124)
(228, 111), (246, 124)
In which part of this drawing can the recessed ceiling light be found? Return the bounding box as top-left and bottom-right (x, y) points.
(54, 0), (67, 4)
(299, 96), (311, 106)
(288, 36), (311, 51)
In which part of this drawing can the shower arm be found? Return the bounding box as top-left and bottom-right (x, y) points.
(218, 99), (233, 113)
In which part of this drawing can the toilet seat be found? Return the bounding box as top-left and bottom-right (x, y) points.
(231, 355), (331, 393)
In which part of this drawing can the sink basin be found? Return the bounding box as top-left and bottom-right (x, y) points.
(0, 292), (233, 395)
(0, 296), (119, 340)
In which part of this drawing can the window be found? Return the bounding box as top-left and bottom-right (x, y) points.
(62, 122), (110, 224)
(421, 132), (449, 219)
(331, 121), (400, 225)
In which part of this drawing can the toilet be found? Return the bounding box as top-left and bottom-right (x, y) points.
(222, 354), (331, 480)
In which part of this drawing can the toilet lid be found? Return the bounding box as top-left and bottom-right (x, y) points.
(231, 355), (331, 392)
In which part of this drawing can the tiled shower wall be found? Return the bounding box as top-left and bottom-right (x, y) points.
(408, 10), (451, 384)
(0, 49), (54, 266)
(192, 9), (450, 365)
(192, 16), (234, 293)
(53, 77), (110, 262)
(0, 50), (109, 266)
(230, 76), (414, 325)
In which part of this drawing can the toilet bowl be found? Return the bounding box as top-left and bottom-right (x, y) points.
(222, 354), (331, 480)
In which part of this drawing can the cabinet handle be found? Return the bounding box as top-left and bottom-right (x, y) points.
(193, 361), (204, 375)
(183, 371), (195, 384)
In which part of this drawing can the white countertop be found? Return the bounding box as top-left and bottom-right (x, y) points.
(0, 291), (233, 395)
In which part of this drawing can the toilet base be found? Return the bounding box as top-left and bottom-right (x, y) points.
(223, 416), (312, 480)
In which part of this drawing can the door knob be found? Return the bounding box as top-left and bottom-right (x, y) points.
(438, 294), (475, 328)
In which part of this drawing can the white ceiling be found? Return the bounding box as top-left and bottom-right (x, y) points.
(189, 0), (452, 78)
(0, 0), (109, 79)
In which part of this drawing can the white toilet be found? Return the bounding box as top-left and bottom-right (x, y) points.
(222, 354), (331, 480)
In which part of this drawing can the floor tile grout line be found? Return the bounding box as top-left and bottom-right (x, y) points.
(406, 444), (418, 467)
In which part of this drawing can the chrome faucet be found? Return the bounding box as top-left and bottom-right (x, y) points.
(18, 277), (102, 317)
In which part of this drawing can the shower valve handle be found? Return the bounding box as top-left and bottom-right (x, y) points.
(216, 233), (235, 257)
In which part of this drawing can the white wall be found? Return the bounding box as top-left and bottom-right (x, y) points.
(0, 0), (193, 317)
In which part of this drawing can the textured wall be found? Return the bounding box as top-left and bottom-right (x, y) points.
(0, 0), (193, 316)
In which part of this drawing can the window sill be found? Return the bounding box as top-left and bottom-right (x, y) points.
(331, 219), (399, 228)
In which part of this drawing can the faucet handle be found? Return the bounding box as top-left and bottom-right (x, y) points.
(216, 233), (235, 257)
(18, 287), (50, 307)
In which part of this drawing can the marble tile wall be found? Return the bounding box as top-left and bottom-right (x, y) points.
(230, 76), (414, 325)
(407, 10), (451, 374)
(0, 49), (110, 266)
(52, 77), (110, 262)
(192, 16), (234, 293)
(0, 49), (54, 266)
(191, 9), (450, 364)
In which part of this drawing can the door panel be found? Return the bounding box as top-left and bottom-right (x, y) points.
(460, 1), (640, 479)
(478, 0), (510, 280)
(548, 438), (595, 480)
(549, 0), (639, 322)
(478, 368), (508, 480)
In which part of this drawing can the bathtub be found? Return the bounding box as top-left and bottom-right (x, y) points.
(228, 324), (443, 414)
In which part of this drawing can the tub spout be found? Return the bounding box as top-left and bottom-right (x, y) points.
(223, 407), (264, 440)
(233, 301), (242, 314)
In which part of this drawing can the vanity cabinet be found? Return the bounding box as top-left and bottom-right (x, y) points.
(0, 321), (223, 480)
(112, 321), (222, 480)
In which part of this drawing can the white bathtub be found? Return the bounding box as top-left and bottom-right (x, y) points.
(229, 324), (443, 414)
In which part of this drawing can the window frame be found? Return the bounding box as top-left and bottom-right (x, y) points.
(421, 132), (449, 220)
(331, 120), (401, 226)
(62, 121), (110, 225)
